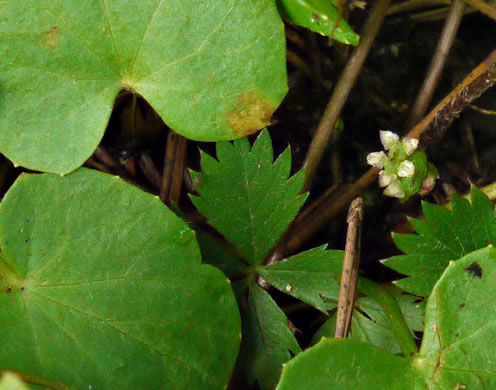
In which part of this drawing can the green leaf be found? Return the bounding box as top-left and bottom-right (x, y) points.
(0, 1), (287, 174)
(258, 246), (343, 312)
(196, 230), (250, 279)
(419, 245), (496, 388)
(239, 284), (301, 390)
(191, 130), (307, 265)
(277, 246), (496, 389)
(276, 0), (359, 46)
(312, 289), (425, 354)
(383, 185), (496, 296)
(277, 338), (425, 390)
(0, 169), (240, 390)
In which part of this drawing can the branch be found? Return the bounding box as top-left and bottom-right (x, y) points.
(302, 0), (391, 191)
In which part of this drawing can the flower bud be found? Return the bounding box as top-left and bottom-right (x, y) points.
(367, 151), (387, 169)
(379, 130), (399, 150)
(402, 137), (419, 155)
(383, 180), (405, 198)
(378, 171), (396, 187)
(397, 160), (415, 178)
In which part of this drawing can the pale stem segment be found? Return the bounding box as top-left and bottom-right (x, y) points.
(335, 197), (363, 338)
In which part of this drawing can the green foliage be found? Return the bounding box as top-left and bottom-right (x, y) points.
(258, 245), (343, 313)
(192, 130), (308, 389)
(276, 0), (359, 46)
(192, 130), (307, 266)
(383, 185), (496, 296)
(313, 288), (425, 354)
(0, 169), (240, 390)
(277, 246), (496, 389)
(0, 0), (287, 174)
(238, 285), (301, 390)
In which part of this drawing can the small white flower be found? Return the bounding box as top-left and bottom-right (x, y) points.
(383, 180), (405, 198)
(380, 130), (399, 150)
(367, 151), (387, 169)
(397, 160), (415, 177)
(379, 171), (396, 187)
(402, 137), (419, 155)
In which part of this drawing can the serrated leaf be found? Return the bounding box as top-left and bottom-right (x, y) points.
(383, 185), (496, 296)
(0, 0), (287, 174)
(258, 246), (343, 313)
(277, 246), (496, 390)
(0, 169), (240, 390)
(191, 130), (307, 265)
(239, 284), (301, 390)
(312, 289), (425, 354)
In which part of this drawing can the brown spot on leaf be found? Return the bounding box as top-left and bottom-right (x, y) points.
(227, 91), (275, 137)
(464, 262), (482, 279)
(44, 26), (60, 49)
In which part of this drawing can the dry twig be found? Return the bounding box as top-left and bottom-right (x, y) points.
(286, 49), (496, 258)
(302, 0), (391, 191)
(335, 198), (363, 338)
(403, 0), (465, 130)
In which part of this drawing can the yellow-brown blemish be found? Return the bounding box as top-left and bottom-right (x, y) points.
(43, 26), (60, 49)
(227, 91), (275, 137)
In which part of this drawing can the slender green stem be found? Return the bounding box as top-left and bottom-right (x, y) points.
(360, 281), (419, 357)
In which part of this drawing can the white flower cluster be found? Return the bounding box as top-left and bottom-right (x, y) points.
(367, 131), (419, 199)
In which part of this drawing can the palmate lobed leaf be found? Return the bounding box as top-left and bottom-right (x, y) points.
(191, 130), (307, 266)
(0, 0), (287, 174)
(277, 246), (496, 389)
(191, 130), (306, 389)
(0, 168), (240, 390)
(383, 185), (496, 296)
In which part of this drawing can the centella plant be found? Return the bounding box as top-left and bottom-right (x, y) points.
(367, 131), (439, 201)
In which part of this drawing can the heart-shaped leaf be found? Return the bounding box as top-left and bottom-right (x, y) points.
(0, 0), (287, 174)
(0, 168), (240, 389)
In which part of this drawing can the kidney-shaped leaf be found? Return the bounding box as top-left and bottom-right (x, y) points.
(0, 168), (240, 389)
(277, 246), (496, 389)
(0, 0), (287, 174)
